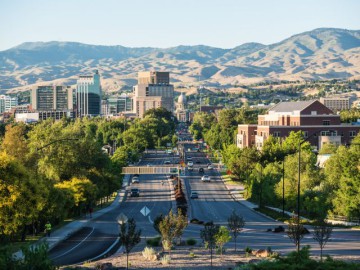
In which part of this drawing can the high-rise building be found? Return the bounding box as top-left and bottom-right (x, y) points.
(102, 94), (133, 115)
(76, 70), (102, 117)
(0, 95), (18, 113)
(133, 71), (174, 118)
(31, 85), (73, 111)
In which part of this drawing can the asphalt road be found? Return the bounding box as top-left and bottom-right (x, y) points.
(50, 128), (360, 265)
(49, 152), (175, 266)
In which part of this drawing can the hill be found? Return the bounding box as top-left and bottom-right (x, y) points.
(1, 28), (359, 93)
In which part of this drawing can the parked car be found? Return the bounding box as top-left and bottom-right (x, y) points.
(201, 175), (210, 182)
(187, 156), (192, 161)
(195, 160), (201, 164)
(199, 167), (204, 173)
(132, 176), (139, 184)
(164, 160), (171, 165)
(188, 166), (193, 171)
(130, 188), (140, 197)
(187, 161), (194, 166)
(190, 191), (199, 199)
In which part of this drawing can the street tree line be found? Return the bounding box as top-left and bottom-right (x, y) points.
(0, 107), (176, 243)
(189, 109), (360, 220)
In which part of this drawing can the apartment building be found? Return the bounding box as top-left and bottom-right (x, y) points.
(0, 95), (18, 113)
(319, 97), (351, 112)
(237, 100), (360, 150)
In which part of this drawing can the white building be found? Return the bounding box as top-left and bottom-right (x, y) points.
(0, 95), (18, 113)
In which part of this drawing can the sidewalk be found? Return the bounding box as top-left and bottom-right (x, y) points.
(13, 175), (130, 259)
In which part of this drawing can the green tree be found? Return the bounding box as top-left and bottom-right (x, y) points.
(227, 210), (245, 251)
(119, 218), (141, 270)
(287, 216), (305, 253)
(312, 220), (333, 261)
(215, 226), (231, 258)
(200, 222), (219, 267)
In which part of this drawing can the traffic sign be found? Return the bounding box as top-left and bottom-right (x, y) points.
(140, 206), (151, 217)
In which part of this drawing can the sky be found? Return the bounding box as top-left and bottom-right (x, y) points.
(0, 0), (359, 51)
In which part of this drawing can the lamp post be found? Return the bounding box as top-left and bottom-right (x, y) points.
(282, 160), (285, 217)
(117, 213), (128, 227)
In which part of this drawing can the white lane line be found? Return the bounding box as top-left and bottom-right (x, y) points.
(52, 226), (95, 260)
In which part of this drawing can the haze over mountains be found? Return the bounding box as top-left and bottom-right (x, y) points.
(1, 28), (360, 93)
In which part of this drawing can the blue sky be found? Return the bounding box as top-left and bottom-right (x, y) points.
(0, 0), (359, 51)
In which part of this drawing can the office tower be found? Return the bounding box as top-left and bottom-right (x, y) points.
(0, 95), (18, 113)
(133, 71), (174, 118)
(76, 70), (102, 117)
(31, 86), (73, 111)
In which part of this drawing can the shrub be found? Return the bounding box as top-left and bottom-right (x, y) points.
(186, 238), (197, 246)
(160, 255), (171, 265)
(245, 246), (252, 253)
(142, 247), (157, 261)
(189, 252), (195, 258)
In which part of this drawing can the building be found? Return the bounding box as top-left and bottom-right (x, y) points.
(31, 85), (73, 111)
(101, 94), (133, 115)
(237, 100), (360, 150)
(76, 70), (102, 117)
(133, 71), (174, 118)
(320, 97), (350, 112)
(0, 95), (18, 113)
(175, 92), (189, 122)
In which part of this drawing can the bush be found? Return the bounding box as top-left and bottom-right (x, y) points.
(146, 236), (161, 247)
(189, 252), (195, 258)
(190, 218), (204, 225)
(142, 247), (157, 261)
(245, 246), (252, 253)
(186, 238), (197, 246)
(160, 254), (171, 265)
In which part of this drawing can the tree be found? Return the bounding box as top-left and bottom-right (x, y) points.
(159, 210), (187, 253)
(227, 210), (245, 251)
(215, 226), (231, 258)
(153, 214), (164, 234)
(287, 215), (305, 253)
(312, 220), (333, 261)
(174, 209), (187, 244)
(119, 218), (141, 270)
(1, 123), (29, 164)
(200, 222), (219, 267)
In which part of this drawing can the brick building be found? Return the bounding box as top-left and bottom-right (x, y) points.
(237, 100), (360, 150)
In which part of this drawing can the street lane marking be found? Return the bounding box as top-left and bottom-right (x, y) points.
(51, 226), (95, 260)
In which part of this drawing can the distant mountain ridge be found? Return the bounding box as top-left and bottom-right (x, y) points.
(1, 28), (360, 93)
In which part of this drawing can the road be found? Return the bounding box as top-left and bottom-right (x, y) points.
(49, 152), (175, 266)
(50, 126), (360, 265)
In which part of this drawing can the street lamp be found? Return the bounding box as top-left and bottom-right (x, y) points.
(117, 213), (128, 227)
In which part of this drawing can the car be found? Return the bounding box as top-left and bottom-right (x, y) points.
(188, 166), (193, 171)
(130, 188), (140, 197)
(195, 160), (201, 164)
(164, 160), (171, 165)
(190, 191), (199, 199)
(187, 156), (192, 160)
(132, 176), (139, 184)
(207, 164), (213, 170)
(199, 167), (204, 173)
(187, 161), (193, 166)
(201, 175), (210, 182)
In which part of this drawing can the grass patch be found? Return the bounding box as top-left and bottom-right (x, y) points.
(254, 207), (291, 222)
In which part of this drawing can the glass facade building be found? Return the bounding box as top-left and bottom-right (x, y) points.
(76, 70), (102, 117)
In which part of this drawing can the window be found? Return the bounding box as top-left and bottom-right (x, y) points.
(304, 131), (308, 138)
(273, 131), (280, 137)
(323, 120), (330, 125)
(350, 131), (356, 137)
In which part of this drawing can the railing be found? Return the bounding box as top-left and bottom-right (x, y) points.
(326, 215), (360, 225)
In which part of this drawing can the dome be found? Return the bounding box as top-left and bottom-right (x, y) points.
(178, 92), (187, 104)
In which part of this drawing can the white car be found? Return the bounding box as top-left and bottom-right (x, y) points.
(132, 176), (139, 184)
(201, 175), (210, 182)
(187, 161), (194, 166)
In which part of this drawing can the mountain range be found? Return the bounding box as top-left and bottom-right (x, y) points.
(1, 28), (360, 93)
